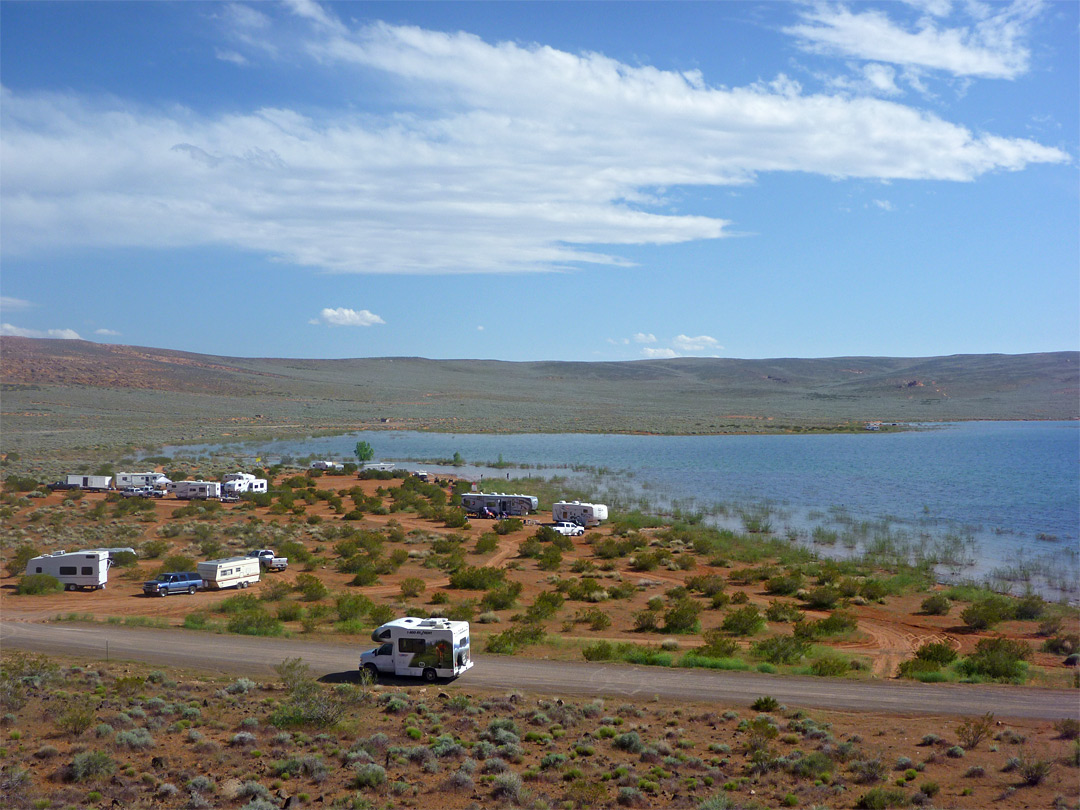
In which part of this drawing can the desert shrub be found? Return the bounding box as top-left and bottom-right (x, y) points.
(850, 755), (887, 784)
(753, 635), (809, 665)
(765, 600), (804, 623)
(613, 731), (644, 753)
(1016, 749), (1055, 785)
(960, 597), (1014, 630)
(5, 544), (39, 577)
(227, 609), (285, 637)
(897, 658), (944, 680)
(68, 750), (115, 781)
(116, 727), (155, 750)
(1054, 718), (1080, 740)
(699, 628), (739, 658)
(295, 573), (329, 602)
(810, 655), (851, 677)
(663, 597), (702, 633)
(481, 582), (523, 611)
(449, 566), (505, 590)
(855, 786), (909, 809)
(1013, 594), (1046, 620)
(633, 610), (660, 632)
(956, 712), (994, 750)
(16, 574), (62, 595)
(56, 705), (96, 736)
(802, 586), (841, 610)
(336, 592), (372, 621)
(958, 637), (1032, 682)
(721, 605), (765, 636)
(1042, 634), (1080, 655)
(493, 518), (522, 535)
(486, 622), (544, 654)
(751, 696), (780, 712)
(399, 577), (426, 599)
(491, 771), (523, 801)
(914, 641), (957, 665)
(474, 534), (499, 554)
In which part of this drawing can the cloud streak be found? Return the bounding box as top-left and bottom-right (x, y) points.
(312, 307), (385, 327)
(0, 5), (1067, 276)
(0, 323), (81, 339)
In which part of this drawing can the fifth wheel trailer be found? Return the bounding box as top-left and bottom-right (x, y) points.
(552, 501), (609, 527)
(63, 474), (113, 492)
(460, 492), (538, 517)
(25, 549), (111, 591)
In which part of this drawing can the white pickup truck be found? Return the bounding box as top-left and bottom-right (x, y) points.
(247, 549), (288, 571)
(551, 521), (585, 537)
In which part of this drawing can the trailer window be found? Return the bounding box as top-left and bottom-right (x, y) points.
(398, 638), (426, 654)
(34, 567), (42, 573)
(59, 566), (77, 575)
(81, 567), (93, 575)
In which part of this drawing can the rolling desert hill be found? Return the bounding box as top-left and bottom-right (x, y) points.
(1, 337), (1076, 457)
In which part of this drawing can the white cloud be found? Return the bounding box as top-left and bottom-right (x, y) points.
(633, 332), (657, 344)
(216, 49), (249, 66)
(0, 323), (81, 339)
(477, 325), (484, 331)
(642, 347), (678, 359)
(786, 1), (1044, 79)
(0, 296), (32, 311)
(672, 334), (721, 352)
(94, 328), (121, 336)
(312, 307), (385, 327)
(872, 199), (895, 211)
(0, 8), (1067, 275)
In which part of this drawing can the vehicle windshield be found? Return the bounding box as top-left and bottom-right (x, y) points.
(153, 574), (170, 581)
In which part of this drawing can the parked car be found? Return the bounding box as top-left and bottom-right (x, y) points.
(142, 572), (203, 596)
(47, 481), (80, 491)
(551, 521), (585, 537)
(122, 486), (153, 498)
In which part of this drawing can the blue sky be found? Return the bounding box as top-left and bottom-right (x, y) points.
(1, 0), (1076, 361)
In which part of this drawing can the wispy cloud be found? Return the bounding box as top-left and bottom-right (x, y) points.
(633, 332), (657, 344)
(0, 296), (32, 311)
(0, 323), (81, 339)
(94, 328), (121, 336)
(673, 334), (721, 352)
(872, 199), (895, 211)
(0, 6), (1066, 276)
(642, 347), (678, 359)
(311, 307), (385, 327)
(786, 1), (1044, 80)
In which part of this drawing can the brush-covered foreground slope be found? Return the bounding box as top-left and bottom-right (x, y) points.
(1, 337), (1076, 453)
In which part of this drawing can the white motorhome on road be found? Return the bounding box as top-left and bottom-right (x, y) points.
(63, 474), (113, 491)
(460, 492), (538, 517)
(221, 473), (268, 495)
(552, 501), (609, 527)
(361, 617), (473, 682)
(169, 481), (222, 500)
(197, 556), (261, 590)
(25, 549), (111, 591)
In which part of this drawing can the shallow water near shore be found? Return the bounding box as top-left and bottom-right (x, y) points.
(156, 421), (1079, 599)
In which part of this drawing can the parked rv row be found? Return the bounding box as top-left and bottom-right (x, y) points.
(25, 548), (287, 593)
(459, 493), (608, 530)
(47, 471), (268, 500)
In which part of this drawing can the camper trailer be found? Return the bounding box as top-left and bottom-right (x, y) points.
(221, 473), (268, 495)
(25, 549), (111, 591)
(310, 460), (344, 472)
(552, 501), (609, 528)
(115, 471), (169, 489)
(169, 481), (222, 500)
(460, 492), (538, 517)
(196, 556), (261, 590)
(63, 474), (113, 492)
(360, 617), (473, 682)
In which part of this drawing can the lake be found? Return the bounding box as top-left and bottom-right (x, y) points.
(157, 421), (1079, 599)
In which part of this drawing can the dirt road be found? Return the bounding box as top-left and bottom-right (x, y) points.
(2, 621), (1073, 720)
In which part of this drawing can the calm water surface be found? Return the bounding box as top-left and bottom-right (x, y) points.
(158, 421), (1079, 597)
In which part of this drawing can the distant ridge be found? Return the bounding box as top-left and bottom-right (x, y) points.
(1, 337), (1076, 452)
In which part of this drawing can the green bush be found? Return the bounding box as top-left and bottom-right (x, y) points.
(914, 641), (957, 665)
(662, 598), (702, 634)
(68, 750), (115, 782)
(721, 605), (765, 636)
(753, 635), (809, 665)
(958, 637), (1031, 682)
(16, 574), (62, 595)
(474, 533), (499, 554)
(810, 656), (850, 677)
(449, 567), (505, 590)
(227, 609), (286, 637)
(855, 787), (910, 809)
(5, 544), (39, 577)
(493, 519), (522, 536)
(960, 597), (1014, 630)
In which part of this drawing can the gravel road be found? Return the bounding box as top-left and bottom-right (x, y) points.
(2, 621), (1075, 720)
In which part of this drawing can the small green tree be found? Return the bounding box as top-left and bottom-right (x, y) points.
(354, 441), (374, 463)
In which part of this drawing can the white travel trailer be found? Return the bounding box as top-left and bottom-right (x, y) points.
(115, 471), (169, 489)
(196, 556), (261, 590)
(460, 492), (538, 517)
(310, 460), (344, 471)
(221, 473), (268, 495)
(25, 549), (111, 591)
(63, 474), (113, 491)
(360, 617), (473, 682)
(168, 480), (222, 500)
(552, 501), (609, 528)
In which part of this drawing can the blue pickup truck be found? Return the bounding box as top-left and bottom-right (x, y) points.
(142, 572), (203, 596)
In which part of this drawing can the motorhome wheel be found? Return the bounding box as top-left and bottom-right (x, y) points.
(363, 663), (379, 682)
(65, 584), (76, 592)
(422, 668), (437, 683)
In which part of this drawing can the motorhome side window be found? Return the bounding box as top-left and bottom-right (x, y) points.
(59, 566), (77, 575)
(81, 567), (92, 575)
(398, 638), (426, 654)
(34, 566), (42, 573)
